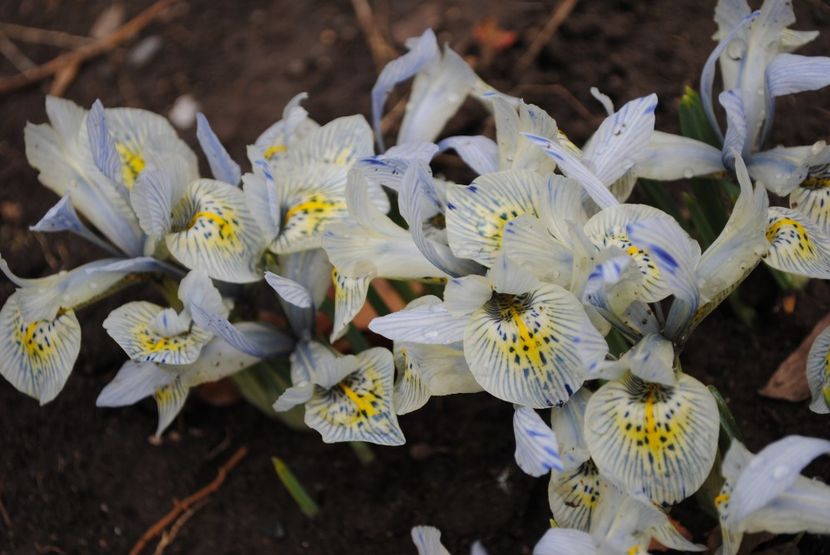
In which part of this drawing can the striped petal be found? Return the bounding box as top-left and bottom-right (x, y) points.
(763, 206), (830, 278)
(253, 92), (319, 163)
(166, 178), (265, 283)
(437, 135), (499, 176)
(30, 195), (121, 256)
(153, 376), (189, 436)
(789, 152), (830, 232)
(550, 387), (592, 469)
(446, 171), (546, 267)
(0, 291), (81, 404)
(289, 115), (374, 167)
(490, 97), (558, 174)
(331, 267), (375, 342)
(103, 301), (211, 364)
(502, 215), (573, 287)
(96, 359), (175, 407)
(393, 341), (479, 415)
(514, 406), (564, 476)
(806, 325), (830, 414)
(369, 296), (467, 345)
(264, 271), (312, 308)
(584, 372), (719, 506)
(464, 284), (607, 408)
(532, 528), (598, 555)
(548, 459), (605, 531)
(196, 113), (241, 185)
(304, 347), (405, 446)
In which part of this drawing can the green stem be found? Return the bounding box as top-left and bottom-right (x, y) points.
(349, 442), (376, 465)
(345, 324), (371, 353)
(271, 457), (320, 518)
(366, 284), (392, 316)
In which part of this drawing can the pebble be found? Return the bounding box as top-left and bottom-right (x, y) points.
(169, 94), (200, 130)
(127, 35), (163, 68)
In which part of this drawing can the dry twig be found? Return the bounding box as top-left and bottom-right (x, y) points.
(0, 22), (92, 48)
(0, 0), (176, 96)
(129, 446), (248, 555)
(151, 499), (210, 555)
(516, 0), (579, 72)
(0, 34), (35, 72)
(760, 312), (830, 401)
(350, 0), (397, 70)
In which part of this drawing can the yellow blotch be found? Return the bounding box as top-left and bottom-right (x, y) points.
(16, 321), (57, 361)
(263, 144), (287, 159)
(801, 176), (830, 190)
(333, 147), (352, 166)
(339, 382), (379, 417)
(284, 194), (344, 223)
(115, 143), (146, 188)
(186, 210), (239, 244)
(714, 492), (730, 508)
(509, 306), (544, 368)
(766, 217), (816, 257)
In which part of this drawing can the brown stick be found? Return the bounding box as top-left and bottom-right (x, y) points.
(129, 446), (248, 555)
(0, 0), (175, 96)
(350, 0), (397, 70)
(0, 35), (35, 72)
(151, 499), (210, 555)
(516, 0), (579, 72)
(0, 22), (92, 48)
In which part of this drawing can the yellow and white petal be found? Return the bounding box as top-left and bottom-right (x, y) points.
(153, 375), (189, 437)
(254, 92), (319, 163)
(96, 360), (175, 407)
(289, 114), (374, 167)
(304, 347), (405, 446)
(490, 97), (558, 174)
(532, 527), (598, 555)
(763, 206), (830, 278)
(464, 284), (607, 408)
(271, 164), (350, 254)
(0, 291), (81, 405)
(331, 266), (376, 342)
(393, 341), (479, 415)
(807, 325), (830, 414)
(446, 170), (546, 267)
(584, 372), (719, 506)
(103, 301), (211, 365)
(790, 157), (830, 233)
(166, 179), (265, 283)
(547, 459), (605, 531)
(585, 204), (700, 303)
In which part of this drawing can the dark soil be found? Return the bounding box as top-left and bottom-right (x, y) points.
(1, 0), (830, 554)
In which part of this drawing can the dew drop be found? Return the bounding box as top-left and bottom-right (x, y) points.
(683, 168), (695, 179)
(771, 465), (788, 480)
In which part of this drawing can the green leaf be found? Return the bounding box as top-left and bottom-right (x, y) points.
(679, 86), (722, 148)
(272, 457), (321, 518)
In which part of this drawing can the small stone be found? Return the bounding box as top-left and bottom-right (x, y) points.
(127, 35), (163, 68)
(168, 94), (200, 130)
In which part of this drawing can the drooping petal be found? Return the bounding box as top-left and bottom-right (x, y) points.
(398, 46), (477, 145)
(789, 145), (830, 230)
(636, 131), (724, 181)
(464, 284), (606, 408)
(166, 178), (265, 283)
(532, 528), (598, 555)
(103, 301), (211, 364)
(729, 435), (830, 524)
(548, 459), (605, 530)
(370, 29), (439, 150)
(393, 341), (479, 415)
(153, 376), (189, 436)
(550, 387), (592, 469)
(584, 373), (719, 506)
(273, 381), (315, 412)
(411, 526), (450, 555)
(304, 347), (405, 445)
(0, 291), (81, 405)
(369, 295), (467, 345)
(96, 359), (175, 407)
(129, 169), (174, 237)
(806, 326), (830, 414)
(30, 195), (121, 256)
(437, 135), (499, 176)
(581, 93), (658, 187)
(446, 171), (546, 267)
(523, 133), (619, 210)
(766, 53), (830, 98)
(763, 206), (830, 278)
(196, 112), (241, 185)
(264, 271), (312, 308)
(330, 267), (375, 342)
(514, 406), (564, 477)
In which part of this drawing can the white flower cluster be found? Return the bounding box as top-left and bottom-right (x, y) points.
(1, 0), (829, 552)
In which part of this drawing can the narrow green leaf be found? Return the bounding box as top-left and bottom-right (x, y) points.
(345, 324), (371, 353)
(349, 441), (376, 465)
(366, 283), (392, 316)
(272, 457), (320, 518)
(679, 86), (722, 148)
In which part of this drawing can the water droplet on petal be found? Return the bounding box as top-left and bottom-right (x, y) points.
(683, 168), (695, 179)
(772, 465), (788, 479)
